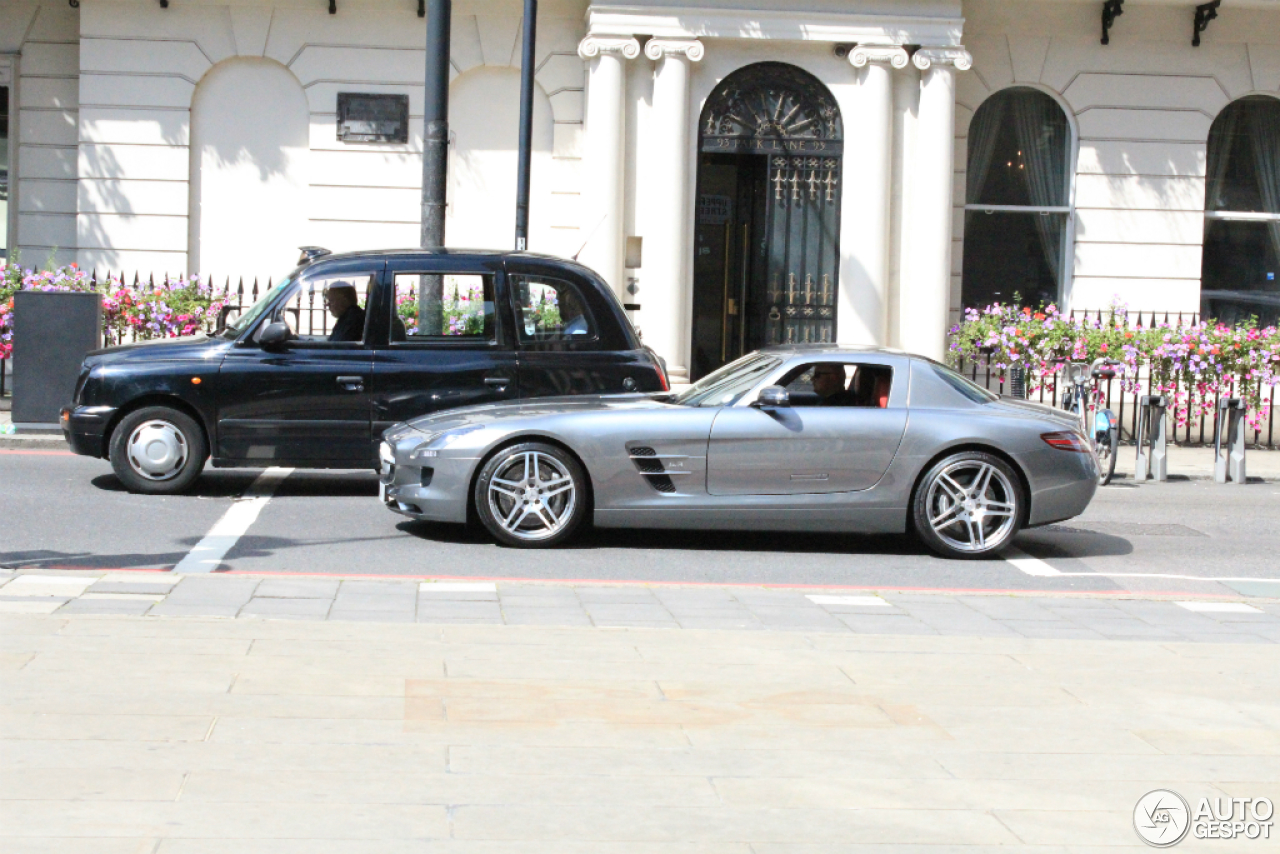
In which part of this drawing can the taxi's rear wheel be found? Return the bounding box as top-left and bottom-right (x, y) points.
(109, 406), (208, 495)
(474, 442), (588, 548)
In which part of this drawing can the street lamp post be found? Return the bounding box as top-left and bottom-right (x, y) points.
(420, 0), (451, 332)
(514, 0), (537, 251)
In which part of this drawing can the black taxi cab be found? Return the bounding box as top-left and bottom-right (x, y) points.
(62, 248), (669, 493)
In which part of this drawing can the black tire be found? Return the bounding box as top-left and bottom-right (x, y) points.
(109, 406), (208, 495)
(1097, 426), (1118, 486)
(473, 442), (589, 548)
(912, 451), (1024, 560)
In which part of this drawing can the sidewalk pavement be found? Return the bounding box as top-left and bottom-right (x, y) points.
(1, 570), (1279, 642)
(2, 577), (1277, 851)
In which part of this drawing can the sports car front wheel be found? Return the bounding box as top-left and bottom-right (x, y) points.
(474, 442), (589, 548)
(912, 451), (1023, 559)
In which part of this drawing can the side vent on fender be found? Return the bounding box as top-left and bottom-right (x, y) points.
(628, 446), (688, 495)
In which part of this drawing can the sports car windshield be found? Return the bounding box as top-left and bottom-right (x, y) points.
(673, 354), (782, 407)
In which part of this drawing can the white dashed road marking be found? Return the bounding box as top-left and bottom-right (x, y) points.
(173, 467), (293, 573)
(1177, 601), (1262, 614)
(1002, 547), (1062, 577)
(806, 595), (891, 607)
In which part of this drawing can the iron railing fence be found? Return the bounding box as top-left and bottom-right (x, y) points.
(956, 309), (1278, 449)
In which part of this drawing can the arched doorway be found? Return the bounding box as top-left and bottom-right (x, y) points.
(691, 62), (843, 380)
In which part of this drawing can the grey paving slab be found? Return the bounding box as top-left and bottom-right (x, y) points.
(328, 596), (416, 612)
(674, 616), (765, 631)
(582, 604), (678, 620)
(327, 610), (417, 623)
(239, 598), (333, 617)
(55, 599), (155, 616)
(415, 602), (503, 618)
(252, 578), (341, 599)
(955, 596), (1065, 621)
(165, 577), (260, 605)
(87, 581), (179, 596)
(337, 581), (418, 596)
(575, 588), (663, 604)
(417, 591), (498, 601)
(994, 620), (1107, 640)
(836, 614), (939, 635)
(500, 610), (594, 626)
(146, 602), (242, 618)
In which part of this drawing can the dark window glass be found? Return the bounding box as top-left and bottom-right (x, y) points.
(933, 364), (999, 404)
(961, 211), (1065, 309)
(1201, 220), (1280, 327)
(966, 88), (1070, 208)
(1205, 96), (1280, 214)
(511, 275), (597, 345)
(1201, 96), (1280, 324)
(1, 85), (8, 258)
(962, 88), (1071, 310)
(272, 272), (376, 344)
(336, 93), (409, 144)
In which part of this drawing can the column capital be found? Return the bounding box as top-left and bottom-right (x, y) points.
(644, 37), (705, 62)
(848, 44), (909, 70)
(578, 35), (642, 61)
(912, 47), (973, 71)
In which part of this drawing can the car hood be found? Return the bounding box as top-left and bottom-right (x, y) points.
(86, 334), (230, 365)
(397, 394), (677, 437)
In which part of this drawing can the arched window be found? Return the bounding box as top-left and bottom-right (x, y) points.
(1201, 95), (1280, 326)
(961, 87), (1071, 309)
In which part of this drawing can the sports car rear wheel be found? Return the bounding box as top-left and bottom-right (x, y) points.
(913, 451), (1023, 559)
(474, 442), (588, 548)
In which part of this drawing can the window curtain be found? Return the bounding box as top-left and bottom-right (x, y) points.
(1205, 106), (1239, 212)
(1011, 90), (1069, 285)
(1247, 101), (1280, 266)
(965, 94), (1006, 204)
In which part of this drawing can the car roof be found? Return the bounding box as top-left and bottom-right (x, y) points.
(303, 248), (576, 266)
(756, 344), (916, 359)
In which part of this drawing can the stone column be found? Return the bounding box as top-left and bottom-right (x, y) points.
(838, 45), (908, 346)
(900, 47), (971, 362)
(577, 36), (640, 297)
(642, 38), (703, 381)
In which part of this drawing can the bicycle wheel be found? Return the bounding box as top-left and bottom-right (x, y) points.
(1096, 424), (1119, 485)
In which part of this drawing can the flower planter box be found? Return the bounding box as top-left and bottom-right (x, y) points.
(12, 291), (102, 427)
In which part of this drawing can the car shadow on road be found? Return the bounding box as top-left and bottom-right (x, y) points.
(90, 470), (379, 499)
(1016, 525), (1134, 558)
(396, 520), (941, 557)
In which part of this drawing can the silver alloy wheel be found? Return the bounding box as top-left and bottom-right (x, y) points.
(486, 450), (577, 542)
(924, 460), (1018, 553)
(125, 419), (189, 481)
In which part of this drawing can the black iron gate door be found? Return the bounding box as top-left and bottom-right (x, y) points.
(692, 62), (843, 378)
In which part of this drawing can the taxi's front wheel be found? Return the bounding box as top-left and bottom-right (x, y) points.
(109, 406), (208, 495)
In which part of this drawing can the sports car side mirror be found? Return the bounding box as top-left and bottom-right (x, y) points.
(257, 321), (294, 349)
(753, 386), (790, 408)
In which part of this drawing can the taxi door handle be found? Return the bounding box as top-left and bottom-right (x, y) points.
(336, 375), (365, 392)
(484, 377), (511, 388)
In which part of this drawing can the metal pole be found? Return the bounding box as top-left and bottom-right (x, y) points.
(421, 0), (451, 250)
(514, 0), (537, 251)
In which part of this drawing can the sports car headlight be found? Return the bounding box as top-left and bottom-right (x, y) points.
(409, 425), (484, 460)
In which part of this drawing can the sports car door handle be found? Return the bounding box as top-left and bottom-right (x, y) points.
(336, 375), (365, 392)
(484, 377), (511, 388)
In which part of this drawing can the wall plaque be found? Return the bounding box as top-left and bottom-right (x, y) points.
(337, 93), (409, 143)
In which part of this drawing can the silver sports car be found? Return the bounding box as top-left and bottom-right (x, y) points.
(378, 346), (1098, 559)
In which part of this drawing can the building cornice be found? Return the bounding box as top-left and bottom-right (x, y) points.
(583, 5), (964, 47)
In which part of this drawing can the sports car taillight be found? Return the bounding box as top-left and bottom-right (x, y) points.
(1041, 431), (1091, 452)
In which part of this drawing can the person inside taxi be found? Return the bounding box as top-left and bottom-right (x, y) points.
(326, 283), (366, 342)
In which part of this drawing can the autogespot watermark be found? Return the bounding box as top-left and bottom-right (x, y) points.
(1134, 789), (1275, 847)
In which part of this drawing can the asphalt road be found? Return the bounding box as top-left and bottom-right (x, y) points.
(4, 448), (1280, 599)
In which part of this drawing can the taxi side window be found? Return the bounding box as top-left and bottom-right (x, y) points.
(511, 275), (597, 347)
(391, 273), (497, 345)
(272, 273), (375, 344)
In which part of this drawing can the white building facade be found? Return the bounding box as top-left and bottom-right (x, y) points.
(3, 0), (1280, 380)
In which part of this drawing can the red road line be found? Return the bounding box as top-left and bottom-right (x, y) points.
(10, 564), (1265, 600)
(0, 448), (73, 456)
